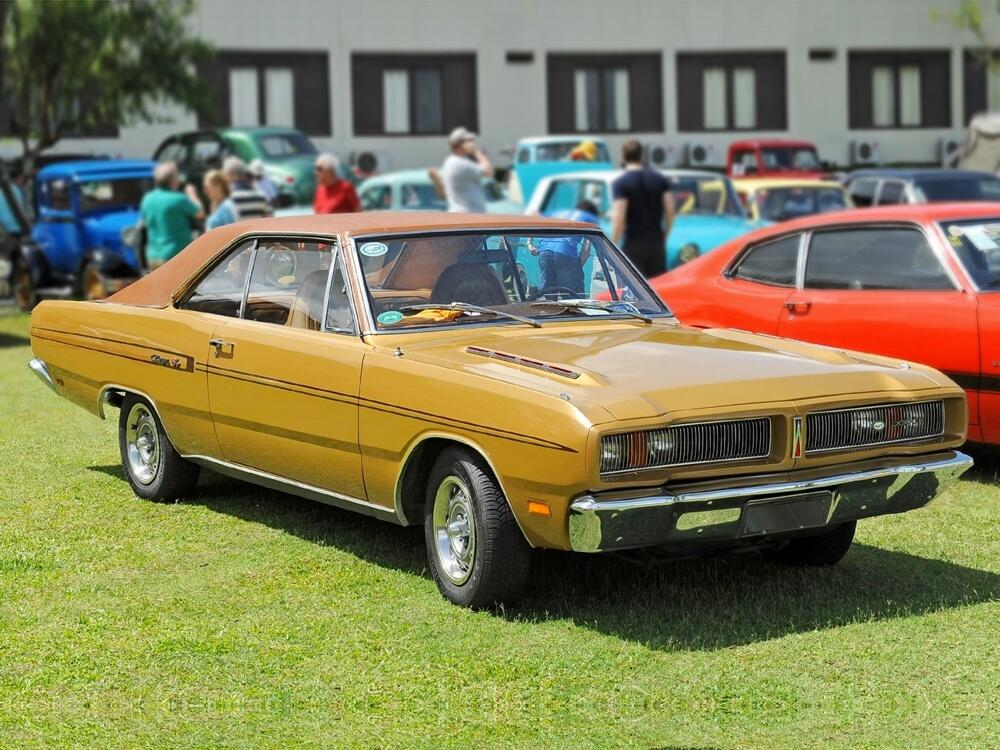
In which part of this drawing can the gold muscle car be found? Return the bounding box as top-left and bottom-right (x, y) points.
(29, 213), (972, 608)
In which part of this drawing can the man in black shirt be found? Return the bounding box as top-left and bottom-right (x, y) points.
(611, 139), (675, 278)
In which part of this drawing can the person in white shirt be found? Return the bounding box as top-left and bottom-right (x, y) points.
(437, 127), (493, 213)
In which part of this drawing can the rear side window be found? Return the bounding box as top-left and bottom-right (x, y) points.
(181, 240), (256, 317)
(848, 178), (878, 207)
(804, 228), (953, 290)
(876, 181), (906, 205)
(732, 235), (800, 287)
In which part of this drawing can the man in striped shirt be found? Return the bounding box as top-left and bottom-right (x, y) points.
(222, 157), (272, 223)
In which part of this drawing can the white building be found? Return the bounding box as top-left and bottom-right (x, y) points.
(6, 0), (1000, 170)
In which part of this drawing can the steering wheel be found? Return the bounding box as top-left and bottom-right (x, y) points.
(533, 286), (578, 301)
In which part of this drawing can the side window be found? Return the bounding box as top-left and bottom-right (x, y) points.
(732, 235), (800, 287)
(732, 150), (758, 176)
(876, 181), (905, 205)
(580, 180), (609, 215)
(805, 228), (953, 291)
(543, 180), (580, 213)
(244, 239), (334, 329)
(192, 138), (224, 170)
(156, 140), (186, 164)
(516, 148), (531, 164)
(360, 185), (391, 211)
(180, 240), (256, 317)
(848, 178), (878, 207)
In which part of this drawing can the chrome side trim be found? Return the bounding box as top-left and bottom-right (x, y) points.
(572, 451), (972, 513)
(185, 454), (401, 524)
(28, 357), (58, 394)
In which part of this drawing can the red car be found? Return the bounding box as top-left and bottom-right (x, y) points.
(726, 138), (826, 180)
(650, 203), (1000, 444)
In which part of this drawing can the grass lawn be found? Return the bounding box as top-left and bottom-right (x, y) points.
(0, 309), (997, 749)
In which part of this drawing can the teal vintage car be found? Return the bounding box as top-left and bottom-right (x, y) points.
(357, 169), (521, 214)
(507, 136), (614, 205)
(525, 169), (768, 273)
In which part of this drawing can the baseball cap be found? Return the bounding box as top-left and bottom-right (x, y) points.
(448, 126), (477, 146)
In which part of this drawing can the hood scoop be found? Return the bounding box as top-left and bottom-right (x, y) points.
(466, 346), (580, 379)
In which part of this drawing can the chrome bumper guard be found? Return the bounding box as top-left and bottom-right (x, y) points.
(568, 451), (973, 553)
(28, 357), (59, 395)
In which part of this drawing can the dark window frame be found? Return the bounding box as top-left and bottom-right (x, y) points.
(848, 49), (951, 130)
(351, 53), (478, 137)
(676, 50), (787, 133)
(963, 48), (999, 124)
(196, 49), (332, 136)
(546, 52), (663, 135)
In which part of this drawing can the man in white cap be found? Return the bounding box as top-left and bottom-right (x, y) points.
(438, 126), (493, 213)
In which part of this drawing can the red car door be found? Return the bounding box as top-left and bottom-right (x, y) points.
(777, 225), (980, 425)
(663, 232), (800, 334)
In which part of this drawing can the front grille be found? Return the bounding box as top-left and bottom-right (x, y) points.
(600, 417), (772, 475)
(805, 400), (944, 454)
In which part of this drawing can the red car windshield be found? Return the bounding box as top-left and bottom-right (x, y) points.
(760, 147), (821, 171)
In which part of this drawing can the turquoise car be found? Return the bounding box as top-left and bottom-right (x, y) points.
(508, 136), (614, 205)
(357, 169), (521, 214)
(525, 169), (768, 276)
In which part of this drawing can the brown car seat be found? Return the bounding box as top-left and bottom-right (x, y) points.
(286, 269), (330, 330)
(429, 263), (507, 307)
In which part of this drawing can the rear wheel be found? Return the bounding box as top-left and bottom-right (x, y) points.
(761, 521), (856, 566)
(12, 257), (37, 311)
(424, 447), (533, 608)
(80, 261), (107, 301)
(118, 393), (200, 501)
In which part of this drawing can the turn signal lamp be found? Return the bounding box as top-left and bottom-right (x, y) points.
(526, 500), (551, 517)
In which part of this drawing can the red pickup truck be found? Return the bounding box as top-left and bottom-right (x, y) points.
(726, 139), (825, 179)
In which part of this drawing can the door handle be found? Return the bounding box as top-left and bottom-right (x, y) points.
(783, 300), (812, 315)
(209, 338), (235, 356)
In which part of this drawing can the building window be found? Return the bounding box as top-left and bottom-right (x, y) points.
(677, 52), (786, 132)
(352, 54), (476, 136)
(848, 51), (950, 129)
(547, 53), (662, 134)
(198, 51), (331, 135)
(573, 67), (630, 131)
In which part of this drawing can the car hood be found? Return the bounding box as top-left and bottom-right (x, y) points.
(83, 210), (141, 246)
(385, 321), (949, 422)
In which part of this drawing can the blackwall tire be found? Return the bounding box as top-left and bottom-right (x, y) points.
(118, 393), (200, 502)
(424, 447), (533, 608)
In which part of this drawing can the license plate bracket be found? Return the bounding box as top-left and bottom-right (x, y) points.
(739, 490), (834, 537)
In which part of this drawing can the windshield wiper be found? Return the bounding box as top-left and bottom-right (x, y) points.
(528, 299), (653, 324)
(401, 302), (542, 328)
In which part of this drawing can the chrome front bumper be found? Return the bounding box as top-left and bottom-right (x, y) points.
(568, 451), (973, 553)
(28, 357), (59, 394)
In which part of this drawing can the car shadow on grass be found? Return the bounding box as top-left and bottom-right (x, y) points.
(0, 330), (29, 348)
(91, 463), (1000, 652)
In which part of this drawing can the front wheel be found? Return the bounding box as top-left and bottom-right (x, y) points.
(118, 393), (200, 501)
(12, 257), (37, 311)
(424, 447), (533, 608)
(761, 521), (856, 566)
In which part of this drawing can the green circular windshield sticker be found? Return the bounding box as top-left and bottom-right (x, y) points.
(377, 310), (404, 326)
(360, 241), (389, 257)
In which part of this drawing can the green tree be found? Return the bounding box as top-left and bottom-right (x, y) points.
(1, 0), (213, 173)
(934, 1), (1000, 74)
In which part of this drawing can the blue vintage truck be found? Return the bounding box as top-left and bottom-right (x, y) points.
(19, 159), (153, 305)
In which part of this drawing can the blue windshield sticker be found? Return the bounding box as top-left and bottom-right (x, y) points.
(377, 310), (404, 326)
(360, 241), (389, 258)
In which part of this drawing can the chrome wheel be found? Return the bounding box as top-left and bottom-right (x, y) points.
(125, 402), (160, 486)
(432, 475), (476, 585)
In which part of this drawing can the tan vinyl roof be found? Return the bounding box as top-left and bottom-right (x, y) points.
(106, 211), (591, 308)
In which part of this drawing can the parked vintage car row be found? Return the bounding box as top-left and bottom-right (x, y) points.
(28, 212), (973, 609)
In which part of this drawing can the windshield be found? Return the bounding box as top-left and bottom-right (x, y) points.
(78, 177), (152, 213)
(671, 176), (744, 217)
(357, 230), (669, 330)
(535, 141), (612, 162)
(940, 218), (1000, 289)
(254, 132), (318, 159)
(916, 176), (1000, 202)
(761, 147), (821, 171)
(755, 186), (848, 221)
